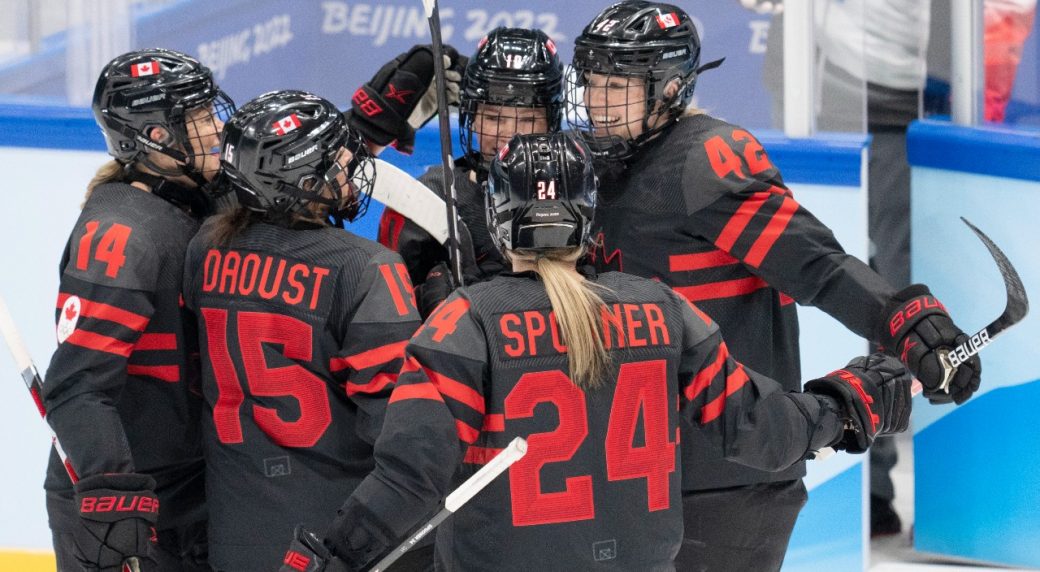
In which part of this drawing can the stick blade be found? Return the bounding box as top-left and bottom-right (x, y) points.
(960, 217), (1029, 334)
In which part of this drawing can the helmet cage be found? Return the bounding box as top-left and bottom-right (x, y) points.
(458, 27), (565, 170)
(93, 49), (235, 184)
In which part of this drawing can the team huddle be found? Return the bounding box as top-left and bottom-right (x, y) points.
(39, 2), (981, 571)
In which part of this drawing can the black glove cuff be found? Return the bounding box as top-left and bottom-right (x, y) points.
(74, 473), (159, 523)
(879, 284), (949, 348)
(806, 393), (845, 450)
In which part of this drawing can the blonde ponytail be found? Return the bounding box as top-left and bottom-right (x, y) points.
(514, 247), (611, 389)
(83, 160), (126, 205)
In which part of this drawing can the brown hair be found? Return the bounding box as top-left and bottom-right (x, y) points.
(510, 247), (611, 389)
(207, 205), (255, 247)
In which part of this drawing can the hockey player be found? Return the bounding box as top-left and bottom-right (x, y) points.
(180, 87), (437, 572)
(567, 2), (982, 569)
(41, 48), (234, 571)
(275, 132), (912, 572)
(377, 27), (564, 316)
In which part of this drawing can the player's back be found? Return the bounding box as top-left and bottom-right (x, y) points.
(184, 217), (419, 571)
(436, 270), (685, 572)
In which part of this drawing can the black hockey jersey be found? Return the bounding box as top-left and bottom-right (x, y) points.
(182, 218), (421, 572)
(332, 271), (842, 572)
(43, 183), (206, 531)
(378, 162), (506, 286)
(589, 113), (896, 490)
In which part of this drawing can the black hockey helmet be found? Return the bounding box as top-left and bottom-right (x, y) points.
(485, 132), (596, 252)
(460, 27), (565, 169)
(567, 1), (716, 161)
(92, 48), (235, 184)
(219, 90), (375, 227)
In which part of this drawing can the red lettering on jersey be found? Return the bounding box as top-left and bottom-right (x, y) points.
(202, 250), (329, 310)
(203, 250), (221, 292)
(282, 264), (309, 305)
(524, 311), (546, 357)
(601, 304), (625, 349)
(704, 135), (746, 180)
(218, 251), (241, 294)
(309, 266), (330, 310)
(500, 314), (524, 357)
(623, 304), (647, 347)
(75, 221), (132, 278)
(284, 551), (310, 571)
(258, 258), (287, 300)
(426, 297), (471, 342)
(732, 129), (774, 175)
(644, 303), (669, 345)
(237, 253), (262, 296)
(547, 312), (568, 353)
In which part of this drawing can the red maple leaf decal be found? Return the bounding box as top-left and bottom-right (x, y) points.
(64, 304), (78, 320)
(384, 83), (415, 105)
(587, 232), (623, 272)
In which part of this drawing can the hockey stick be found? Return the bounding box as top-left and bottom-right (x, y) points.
(0, 296), (140, 572)
(937, 217), (1029, 387)
(815, 218), (1029, 460)
(421, 0), (466, 287)
(371, 158), (450, 245)
(366, 437), (528, 572)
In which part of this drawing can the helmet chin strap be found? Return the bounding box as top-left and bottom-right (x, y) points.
(123, 162), (214, 218)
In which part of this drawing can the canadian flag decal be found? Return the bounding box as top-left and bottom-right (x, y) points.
(545, 38), (557, 56)
(273, 114), (302, 136)
(656, 12), (679, 29)
(130, 61), (160, 77)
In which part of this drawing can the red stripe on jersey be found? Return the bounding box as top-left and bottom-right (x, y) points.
(464, 445), (503, 465)
(455, 419), (481, 444)
(669, 250), (740, 272)
(379, 209), (406, 251)
(780, 293), (795, 306)
(380, 264), (411, 316)
(330, 340), (408, 372)
(57, 293), (149, 332)
(426, 367), (485, 415)
(65, 330), (134, 357)
(744, 196), (799, 268)
(127, 365), (179, 382)
(63, 457), (79, 484)
(684, 342), (730, 401)
(400, 355), (421, 374)
(389, 382), (444, 404)
(673, 276), (768, 302)
(482, 413), (505, 432)
(134, 333), (177, 351)
(715, 191), (770, 251)
(345, 372), (397, 396)
(700, 365), (751, 424)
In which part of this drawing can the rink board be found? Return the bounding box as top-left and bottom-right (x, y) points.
(909, 120), (1040, 568)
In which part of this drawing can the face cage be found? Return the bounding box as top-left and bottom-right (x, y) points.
(158, 90), (236, 184)
(460, 99), (558, 171)
(287, 143), (376, 228)
(564, 67), (683, 162)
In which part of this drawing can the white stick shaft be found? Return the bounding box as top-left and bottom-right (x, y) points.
(445, 437), (527, 511)
(367, 437), (527, 572)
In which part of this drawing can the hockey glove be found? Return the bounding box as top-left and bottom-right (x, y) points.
(72, 473), (159, 571)
(879, 284), (981, 405)
(280, 526), (354, 572)
(804, 353), (912, 453)
(418, 262), (455, 320)
(348, 44), (466, 154)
